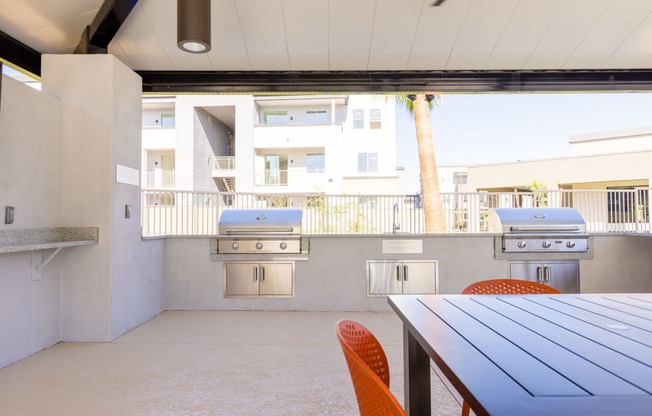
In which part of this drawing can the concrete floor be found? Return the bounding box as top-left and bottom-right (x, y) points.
(0, 311), (464, 415)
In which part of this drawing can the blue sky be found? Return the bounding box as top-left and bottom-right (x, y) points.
(396, 92), (652, 193)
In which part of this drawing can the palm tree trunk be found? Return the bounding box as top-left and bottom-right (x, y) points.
(412, 94), (446, 233)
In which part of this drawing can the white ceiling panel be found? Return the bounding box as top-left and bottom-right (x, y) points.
(484, 0), (566, 70)
(565, 0), (652, 69)
(282, 0), (329, 70)
(207, 0), (251, 70)
(605, 10), (652, 69)
(5, 0), (652, 78)
(522, 0), (612, 69)
(328, 0), (376, 70)
(17, 12), (95, 53)
(367, 0), (423, 70)
(446, 0), (520, 69)
(407, 0), (471, 70)
(0, 0), (100, 38)
(234, 0), (289, 70)
(110, 3), (173, 70)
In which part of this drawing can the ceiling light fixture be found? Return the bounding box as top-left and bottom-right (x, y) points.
(177, 0), (211, 53)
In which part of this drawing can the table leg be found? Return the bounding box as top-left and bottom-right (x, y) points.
(403, 324), (431, 415)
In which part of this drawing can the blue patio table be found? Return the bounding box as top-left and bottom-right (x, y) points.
(388, 293), (652, 416)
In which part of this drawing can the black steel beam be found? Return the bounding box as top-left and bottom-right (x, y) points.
(75, 0), (139, 54)
(138, 69), (652, 94)
(0, 30), (41, 76)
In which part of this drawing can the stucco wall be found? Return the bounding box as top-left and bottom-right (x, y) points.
(0, 76), (64, 368)
(0, 55), (166, 369)
(164, 234), (652, 312)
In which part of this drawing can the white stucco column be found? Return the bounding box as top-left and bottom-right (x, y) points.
(41, 55), (163, 341)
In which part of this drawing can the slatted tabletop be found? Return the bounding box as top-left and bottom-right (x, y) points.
(388, 294), (652, 416)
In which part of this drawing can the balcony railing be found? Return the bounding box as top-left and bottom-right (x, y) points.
(144, 170), (175, 188)
(141, 188), (651, 237)
(255, 169), (324, 186)
(211, 156), (235, 172)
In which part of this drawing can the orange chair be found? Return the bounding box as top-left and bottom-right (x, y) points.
(459, 278), (561, 415)
(335, 319), (406, 416)
(461, 278), (561, 295)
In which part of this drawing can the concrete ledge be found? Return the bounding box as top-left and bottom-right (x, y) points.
(0, 227), (98, 254)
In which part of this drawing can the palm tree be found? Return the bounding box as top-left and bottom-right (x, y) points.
(395, 94), (447, 233)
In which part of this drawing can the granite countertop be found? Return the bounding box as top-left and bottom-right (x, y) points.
(0, 227), (98, 254)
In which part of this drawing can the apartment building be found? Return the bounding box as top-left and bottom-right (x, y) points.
(142, 94), (403, 196)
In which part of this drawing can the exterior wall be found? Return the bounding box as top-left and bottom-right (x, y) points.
(570, 126), (652, 156)
(342, 95), (397, 178)
(164, 235), (652, 312)
(146, 94), (403, 195)
(173, 95), (256, 192)
(0, 76), (64, 368)
(193, 107), (231, 192)
(42, 55), (165, 342)
(468, 151), (652, 191)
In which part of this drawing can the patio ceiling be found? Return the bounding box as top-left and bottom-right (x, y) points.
(2, 0), (652, 92)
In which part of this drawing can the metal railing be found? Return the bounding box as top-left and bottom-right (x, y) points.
(144, 170), (176, 188)
(211, 156), (235, 171)
(255, 169), (324, 186)
(141, 188), (651, 237)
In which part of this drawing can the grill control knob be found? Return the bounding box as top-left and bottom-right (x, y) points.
(255, 242), (264, 250)
(231, 242), (239, 251)
(566, 241), (576, 248)
(280, 242), (288, 250)
(517, 241), (527, 249)
(542, 241), (552, 249)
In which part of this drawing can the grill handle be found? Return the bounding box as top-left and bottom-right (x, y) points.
(509, 225), (580, 232)
(224, 227), (295, 234)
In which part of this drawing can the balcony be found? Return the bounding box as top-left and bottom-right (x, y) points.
(143, 170), (175, 188)
(210, 156), (235, 177)
(255, 169), (325, 187)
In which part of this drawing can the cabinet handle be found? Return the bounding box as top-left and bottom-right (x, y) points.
(544, 266), (551, 283)
(397, 265), (401, 281)
(261, 266), (265, 282)
(253, 266), (258, 282)
(536, 266), (543, 282)
(403, 265), (408, 281)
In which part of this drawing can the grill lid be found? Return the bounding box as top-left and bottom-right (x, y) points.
(488, 208), (586, 234)
(218, 209), (303, 236)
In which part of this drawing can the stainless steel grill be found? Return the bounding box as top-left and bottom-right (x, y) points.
(488, 207), (589, 253)
(217, 209), (303, 254)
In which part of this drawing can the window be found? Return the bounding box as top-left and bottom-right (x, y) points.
(370, 109), (381, 129)
(264, 111), (288, 125)
(307, 153), (325, 173)
(305, 110), (328, 124)
(453, 173), (468, 185)
(357, 152), (378, 173)
(161, 113), (175, 127)
(265, 154), (288, 185)
(352, 109), (364, 129)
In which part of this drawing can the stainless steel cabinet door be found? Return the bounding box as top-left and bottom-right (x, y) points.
(368, 261), (402, 295)
(401, 261), (438, 294)
(225, 262), (260, 296)
(259, 262), (294, 296)
(368, 260), (438, 295)
(509, 261), (579, 293)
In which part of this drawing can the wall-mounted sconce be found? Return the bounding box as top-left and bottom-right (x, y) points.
(177, 0), (211, 53)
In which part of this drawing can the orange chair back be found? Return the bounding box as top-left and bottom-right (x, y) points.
(462, 278), (560, 295)
(336, 320), (406, 416)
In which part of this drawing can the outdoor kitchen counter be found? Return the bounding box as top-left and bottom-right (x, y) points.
(0, 227), (98, 254)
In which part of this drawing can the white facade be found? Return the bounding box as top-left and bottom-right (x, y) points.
(468, 126), (652, 192)
(142, 94), (403, 195)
